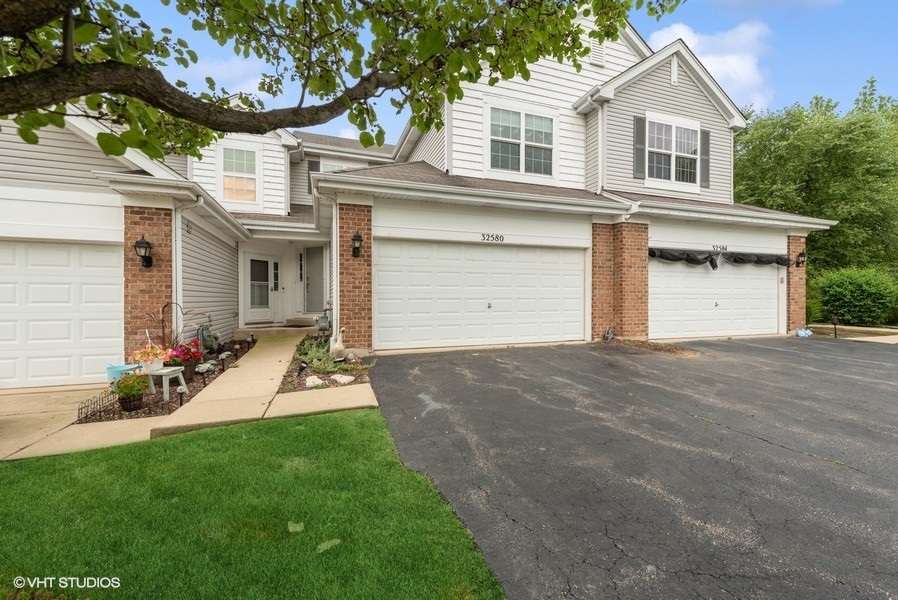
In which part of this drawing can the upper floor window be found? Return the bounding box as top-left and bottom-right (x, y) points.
(635, 112), (709, 192)
(490, 107), (553, 176)
(222, 148), (256, 202)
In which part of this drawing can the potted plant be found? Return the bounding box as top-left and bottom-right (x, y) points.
(169, 339), (204, 381)
(130, 343), (170, 372)
(113, 372), (149, 412)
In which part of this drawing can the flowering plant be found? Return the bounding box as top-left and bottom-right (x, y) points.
(112, 372), (149, 397)
(130, 343), (171, 363)
(171, 339), (204, 362)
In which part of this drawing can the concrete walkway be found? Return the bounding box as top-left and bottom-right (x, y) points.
(2, 331), (377, 461)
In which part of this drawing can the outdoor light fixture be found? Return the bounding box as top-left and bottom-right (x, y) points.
(351, 231), (363, 258)
(795, 250), (807, 268)
(132, 235), (153, 268)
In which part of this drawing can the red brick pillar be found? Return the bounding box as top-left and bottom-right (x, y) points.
(337, 203), (372, 349)
(591, 223), (614, 339)
(787, 236), (807, 331)
(123, 206), (173, 360)
(612, 222), (649, 338)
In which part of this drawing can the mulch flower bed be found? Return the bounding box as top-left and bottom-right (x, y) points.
(76, 340), (255, 424)
(278, 351), (371, 393)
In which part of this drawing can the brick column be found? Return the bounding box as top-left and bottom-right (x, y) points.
(123, 206), (173, 360)
(612, 222), (649, 338)
(591, 223), (614, 339)
(787, 235), (807, 331)
(337, 203), (372, 349)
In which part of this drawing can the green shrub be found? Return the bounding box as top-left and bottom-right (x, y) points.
(297, 338), (364, 373)
(817, 268), (897, 326)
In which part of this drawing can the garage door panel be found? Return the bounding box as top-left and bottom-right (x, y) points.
(649, 259), (780, 339)
(374, 239), (585, 349)
(28, 320), (72, 342)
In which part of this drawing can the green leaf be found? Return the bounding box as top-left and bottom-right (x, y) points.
(18, 127), (39, 144)
(85, 95), (104, 111)
(97, 132), (128, 156)
(416, 30), (446, 61)
(119, 130), (148, 148)
(359, 131), (375, 148)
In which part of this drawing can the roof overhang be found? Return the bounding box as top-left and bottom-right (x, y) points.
(315, 172), (627, 216)
(92, 171), (251, 240)
(604, 192), (836, 231)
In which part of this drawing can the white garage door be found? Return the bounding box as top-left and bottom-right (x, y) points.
(373, 240), (585, 349)
(649, 258), (781, 339)
(0, 241), (123, 388)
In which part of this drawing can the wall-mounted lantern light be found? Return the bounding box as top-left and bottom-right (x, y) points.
(133, 235), (153, 268)
(795, 250), (807, 268)
(351, 231), (363, 258)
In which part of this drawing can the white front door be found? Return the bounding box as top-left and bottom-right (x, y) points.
(247, 255), (280, 323)
(305, 247), (325, 313)
(373, 239), (585, 350)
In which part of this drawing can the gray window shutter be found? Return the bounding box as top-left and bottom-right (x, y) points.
(307, 160), (320, 194)
(633, 117), (646, 180)
(700, 129), (710, 188)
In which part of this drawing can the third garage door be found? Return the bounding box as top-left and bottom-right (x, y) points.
(373, 240), (585, 349)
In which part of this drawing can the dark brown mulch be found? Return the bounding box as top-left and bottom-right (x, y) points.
(76, 340), (256, 424)
(278, 353), (371, 394)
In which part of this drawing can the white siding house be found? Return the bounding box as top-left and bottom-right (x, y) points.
(0, 19), (835, 389)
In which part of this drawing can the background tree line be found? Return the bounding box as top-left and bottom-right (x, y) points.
(735, 79), (898, 325)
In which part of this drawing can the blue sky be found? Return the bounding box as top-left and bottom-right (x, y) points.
(150, 0), (897, 144)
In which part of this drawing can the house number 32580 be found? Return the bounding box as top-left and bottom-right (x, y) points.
(481, 233), (505, 242)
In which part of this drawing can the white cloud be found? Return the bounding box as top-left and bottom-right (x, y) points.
(647, 21), (773, 110)
(337, 128), (359, 139)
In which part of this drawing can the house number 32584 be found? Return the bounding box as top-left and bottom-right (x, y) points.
(481, 233), (505, 242)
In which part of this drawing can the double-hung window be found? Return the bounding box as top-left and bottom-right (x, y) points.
(648, 120), (698, 184)
(490, 107), (554, 176)
(222, 148), (257, 202)
(636, 112), (709, 191)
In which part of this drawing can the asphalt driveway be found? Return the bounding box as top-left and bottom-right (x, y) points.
(370, 338), (898, 599)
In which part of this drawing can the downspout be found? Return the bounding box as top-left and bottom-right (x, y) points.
(172, 194), (205, 342)
(330, 196), (339, 344)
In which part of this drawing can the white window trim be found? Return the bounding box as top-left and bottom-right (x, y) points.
(217, 142), (264, 209)
(482, 98), (559, 186)
(644, 111), (700, 195)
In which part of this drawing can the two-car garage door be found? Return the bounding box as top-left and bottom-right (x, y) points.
(373, 240), (585, 349)
(0, 241), (123, 388)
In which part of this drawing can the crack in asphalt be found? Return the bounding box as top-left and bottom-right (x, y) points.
(685, 410), (898, 485)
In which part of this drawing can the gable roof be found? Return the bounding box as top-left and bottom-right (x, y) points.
(573, 39), (747, 130)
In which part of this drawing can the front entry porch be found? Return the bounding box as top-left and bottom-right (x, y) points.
(238, 239), (330, 329)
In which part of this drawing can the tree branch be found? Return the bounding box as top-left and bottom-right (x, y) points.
(0, 0), (79, 38)
(0, 61), (400, 133)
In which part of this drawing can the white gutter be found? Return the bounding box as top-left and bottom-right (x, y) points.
(172, 194), (207, 339)
(637, 200), (836, 230)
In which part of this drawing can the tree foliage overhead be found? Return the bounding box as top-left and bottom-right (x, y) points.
(0, 0), (682, 157)
(734, 79), (898, 272)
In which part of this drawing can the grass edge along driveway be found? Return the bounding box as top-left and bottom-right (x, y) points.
(0, 410), (503, 600)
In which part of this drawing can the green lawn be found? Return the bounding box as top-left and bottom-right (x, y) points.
(0, 411), (503, 599)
